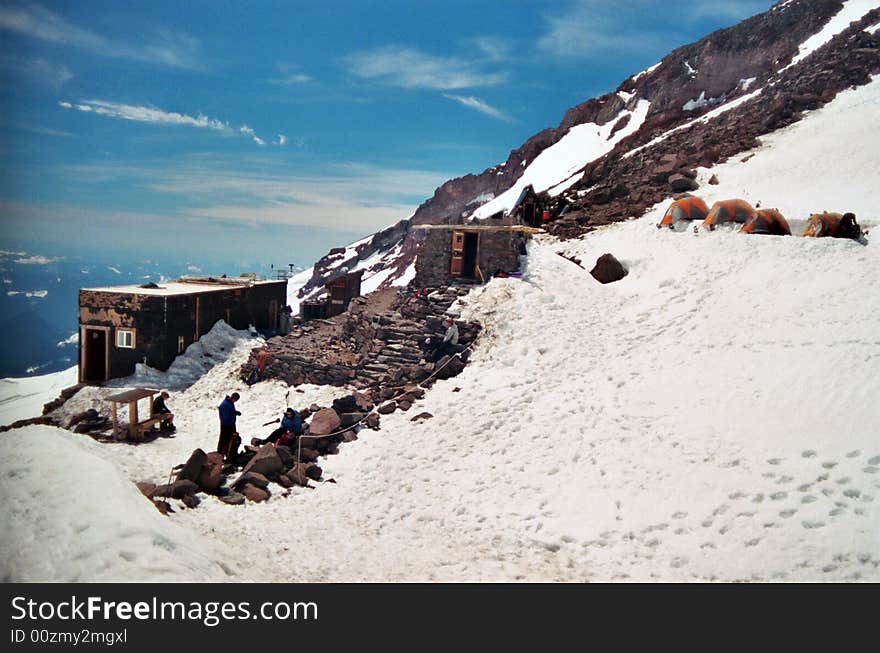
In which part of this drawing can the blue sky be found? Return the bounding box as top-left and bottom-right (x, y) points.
(0, 0), (772, 269)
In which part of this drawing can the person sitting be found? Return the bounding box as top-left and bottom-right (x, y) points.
(252, 407), (303, 447)
(152, 390), (175, 433)
(426, 318), (459, 362)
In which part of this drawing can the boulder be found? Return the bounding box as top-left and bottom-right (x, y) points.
(590, 253), (628, 284)
(283, 462), (321, 487)
(275, 445), (295, 469)
(309, 408), (342, 435)
(136, 481), (156, 498)
(181, 494), (200, 509)
(241, 484), (270, 503)
(397, 399), (412, 412)
(377, 401), (397, 415)
(233, 471), (270, 490)
(153, 479), (199, 499)
(354, 391), (374, 412)
(219, 492), (246, 506)
(196, 455), (226, 494)
(177, 449), (208, 483)
(364, 413), (381, 430)
(668, 173), (699, 192)
(339, 412), (365, 429)
(242, 445), (283, 477)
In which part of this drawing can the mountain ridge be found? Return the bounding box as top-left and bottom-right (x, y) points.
(294, 0), (879, 301)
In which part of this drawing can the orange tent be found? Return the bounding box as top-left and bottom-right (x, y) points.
(702, 199), (756, 230)
(740, 208), (791, 236)
(802, 212), (861, 239)
(657, 196), (709, 230)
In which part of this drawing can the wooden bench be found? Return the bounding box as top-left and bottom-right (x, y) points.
(131, 416), (164, 442)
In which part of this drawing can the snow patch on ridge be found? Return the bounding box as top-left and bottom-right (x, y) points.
(473, 99), (651, 219)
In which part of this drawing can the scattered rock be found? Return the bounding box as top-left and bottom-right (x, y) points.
(136, 481), (156, 498)
(153, 479), (199, 499)
(177, 449), (208, 483)
(181, 494), (200, 509)
(410, 412), (434, 422)
(364, 413), (381, 430)
(219, 492), (246, 505)
(241, 484), (270, 503)
(309, 408), (342, 435)
(233, 471), (270, 490)
(708, 174), (719, 185)
(242, 445), (283, 477)
(377, 401), (397, 415)
(668, 173), (699, 192)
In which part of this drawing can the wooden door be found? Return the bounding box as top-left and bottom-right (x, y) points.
(450, 230), (465, 276)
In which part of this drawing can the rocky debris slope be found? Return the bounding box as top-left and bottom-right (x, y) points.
(243, 285), (481, 397)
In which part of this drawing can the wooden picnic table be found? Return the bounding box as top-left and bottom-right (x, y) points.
(106, 388), (161, 442)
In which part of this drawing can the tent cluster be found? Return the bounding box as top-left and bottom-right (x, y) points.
(657, 196), (864, 241)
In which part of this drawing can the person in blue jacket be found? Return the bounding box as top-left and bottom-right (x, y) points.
(253, 407), (302, 447)
(217, 392), (241, 462)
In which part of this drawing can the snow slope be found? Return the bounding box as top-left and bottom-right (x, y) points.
(0, 426), (237, 582)
(0, 366), (77, 426)
(2, 32), (879, 584)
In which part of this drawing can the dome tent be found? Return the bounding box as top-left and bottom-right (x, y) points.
(702, 199), (756, 231)
(657, 196), (709, 230)
(802, 212), (862, 240)
(740, 208), (791, 236)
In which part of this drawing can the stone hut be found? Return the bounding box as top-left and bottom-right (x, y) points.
(78, 276), (286, 383)
(412, 225), (534, 287)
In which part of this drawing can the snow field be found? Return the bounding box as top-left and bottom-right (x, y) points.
(0, 426), (236, 582)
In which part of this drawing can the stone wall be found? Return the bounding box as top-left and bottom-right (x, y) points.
(413, 230), (527, 288)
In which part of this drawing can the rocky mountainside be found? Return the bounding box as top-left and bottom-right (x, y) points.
(295, 0), (880, 298)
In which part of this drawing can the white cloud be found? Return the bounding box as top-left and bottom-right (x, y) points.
(58, 99), (272, 146)
(14, 255), (59, 264)
(0, 2), (202, 69)
(60, 99), (228, 130)
(276, 134), (288, 146)
(344, 46), (507, 90)
(186, 264), (201, 273)
(0, 250), (27, 256)
(443, 94), (513, 122)
(7, 289), (48, 297)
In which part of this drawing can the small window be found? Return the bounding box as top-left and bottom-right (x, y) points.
(116, 328), (135, 349)
(178, 336), (185, 353)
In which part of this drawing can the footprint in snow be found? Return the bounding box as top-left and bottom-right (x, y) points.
(868, 455), (880, 466)
(802, 450), (817, 458)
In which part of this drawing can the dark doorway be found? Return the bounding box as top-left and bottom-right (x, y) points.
(82, 328), (107, 383)
(462, 232), (479, 278)
(523, 201), (537, 227)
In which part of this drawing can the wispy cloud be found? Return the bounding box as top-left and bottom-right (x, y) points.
(471, 36), (512, 63)
(267, 62), (313, 85)
(0, 54), (72, 87)
(0, 2), (202, 69)
(443, 94), (514, 122)
(538, 0), (771, 58)
(14, 254), (60, 265)
(689, 1), (771, 20)
(58, 99), (278, 146)
(344, 46), (507, 90)
(55, 158), (451, 232)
